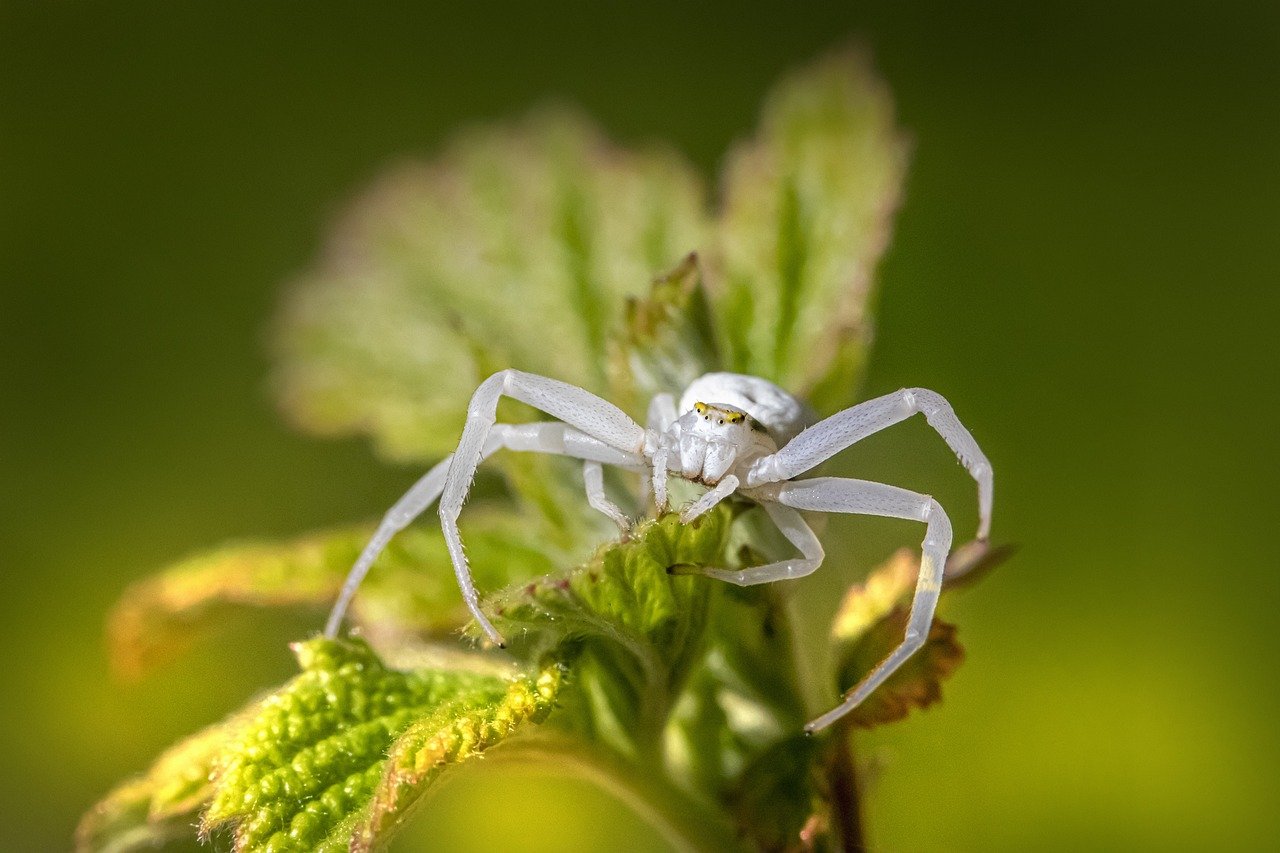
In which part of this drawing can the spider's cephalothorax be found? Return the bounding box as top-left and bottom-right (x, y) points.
(666, 400), (772, 486)
(325, 369), (993, 732)
(652, 373), (797, 490)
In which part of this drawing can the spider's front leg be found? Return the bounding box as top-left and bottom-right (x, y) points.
(644, 393), (677, 513)
(678, 475), (740, 524)
(324, 420), (641, 639)
(583, 460), (632, 531)
(747, 387), (992, 540)
(439, 370), (647, 645)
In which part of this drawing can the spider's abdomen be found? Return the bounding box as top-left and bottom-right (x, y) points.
(678, 373), (812, 444)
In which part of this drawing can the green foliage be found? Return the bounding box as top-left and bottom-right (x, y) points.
(273, 109), (708, 463)
(274, 51), (908, 455)
(711, 50), (910, 412)
(485, 509), (735, 759)
(83, 637), (558, 853)
(613, 252), (723, 409)
(108, 516), (558, 680)
(82, 49), (1007, 852)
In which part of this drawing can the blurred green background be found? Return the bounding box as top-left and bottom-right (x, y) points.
(3, 2), (1278, 850)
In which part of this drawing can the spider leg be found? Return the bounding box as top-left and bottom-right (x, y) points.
(650, 448), (670, 514)
(679, 475), (740, 524)
(639, 393), (677, 508)
(688, 501), (824, 583)
(747, 388), (992, 540)
(761, 476), (954, 733)
(647, 392), (678, 432)
(440, 370), (648, 645)
(583, 460), (631, 531)
(324, 419), (641, 639)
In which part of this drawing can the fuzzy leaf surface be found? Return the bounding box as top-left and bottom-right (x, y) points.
(479, 508), (737, 755)
(197, 637), (556, 852)
(76, 716), (244, 853)
(711, 49), (909, 412)
(273, 110), (707, 462)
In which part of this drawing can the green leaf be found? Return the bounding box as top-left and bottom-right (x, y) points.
(664, 579), (807, 802)
(828, 549), (966, 728)
(108, 516), (558, 679)
(473, 507), (738, 761)
(711, 49), (910, 411)
(661, 533), (824, 849)
(727, 734), (826, 853)
(273, 109), (708, 463)
(355, 666), (563, 850)
(611, 251), (724, 405)
(199, 637), (558, 852)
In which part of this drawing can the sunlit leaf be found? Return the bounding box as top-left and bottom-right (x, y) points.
(273, 109), (708, 462)
(829, 547), (916, 644)
(711, 49), (910, 412)
(109, 516), (557, 679)
(355, 666), (562, 850)
(199, 637), (555, 852)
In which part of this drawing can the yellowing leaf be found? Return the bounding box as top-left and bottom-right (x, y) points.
(108, 518), (558, 680)
(355, 666), (562, 850)
(829, 548), (965, 728)
(835, 606), (964, 729)
(830, 547), (917, 644)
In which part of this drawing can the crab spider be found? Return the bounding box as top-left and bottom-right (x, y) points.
(325, 370), (992, 732)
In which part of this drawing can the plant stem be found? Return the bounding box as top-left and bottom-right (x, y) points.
(827, 728), (866, 852)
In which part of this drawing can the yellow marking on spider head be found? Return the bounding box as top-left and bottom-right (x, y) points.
(694, 401), (746, 425)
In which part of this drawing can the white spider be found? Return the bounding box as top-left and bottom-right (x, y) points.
(325, 370), (992, 732)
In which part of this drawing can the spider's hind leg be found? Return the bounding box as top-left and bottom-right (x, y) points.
(766, 476), (954, 733)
